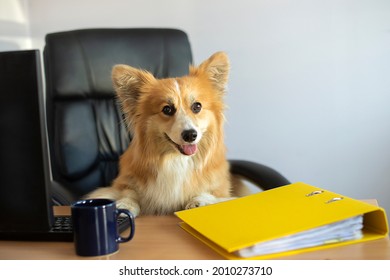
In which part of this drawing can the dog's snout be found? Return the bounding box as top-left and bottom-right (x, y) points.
(182, 129), (198, 143)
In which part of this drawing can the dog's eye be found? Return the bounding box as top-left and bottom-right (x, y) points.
(162, 105), (176, 116)
(191, 102), (202, 114)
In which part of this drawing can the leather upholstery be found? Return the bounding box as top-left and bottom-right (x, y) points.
(44, 29), (192, 201)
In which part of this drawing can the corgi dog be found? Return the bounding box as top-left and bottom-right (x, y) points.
(86, 52), (243, 216)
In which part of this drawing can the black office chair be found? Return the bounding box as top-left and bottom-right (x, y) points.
(43, 28), (289, 205)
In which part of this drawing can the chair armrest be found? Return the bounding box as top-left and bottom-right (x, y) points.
(229, 160), (290, 191)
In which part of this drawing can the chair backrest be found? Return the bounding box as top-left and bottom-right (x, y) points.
(43, 28), (193, 203)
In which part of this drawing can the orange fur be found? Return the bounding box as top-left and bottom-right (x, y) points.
(86, 52), (235, 216)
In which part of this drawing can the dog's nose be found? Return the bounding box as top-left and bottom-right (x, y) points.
(182, 129), (198, 143)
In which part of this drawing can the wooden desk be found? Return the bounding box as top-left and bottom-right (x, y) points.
(0, 203), (389, 260)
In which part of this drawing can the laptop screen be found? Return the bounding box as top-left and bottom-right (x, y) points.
(0, 50), (54, 232)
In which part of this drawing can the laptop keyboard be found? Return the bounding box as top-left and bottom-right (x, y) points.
(49, 215), (131, 241)
(0, 215), (131, 242)
(52, 216), (73, 232)
(51, 216), (130, 232)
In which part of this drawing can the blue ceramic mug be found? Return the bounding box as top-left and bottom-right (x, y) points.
(71, 199), (135, 256)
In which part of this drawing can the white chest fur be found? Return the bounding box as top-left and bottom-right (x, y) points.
(140, 156), (194, 215)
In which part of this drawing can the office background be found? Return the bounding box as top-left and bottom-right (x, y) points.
(1, 0), (390, 220)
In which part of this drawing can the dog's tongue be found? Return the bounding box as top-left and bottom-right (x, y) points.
(181, 144), (197, 156)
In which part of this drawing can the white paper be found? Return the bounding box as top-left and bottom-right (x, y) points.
(236, 215), (363, 258)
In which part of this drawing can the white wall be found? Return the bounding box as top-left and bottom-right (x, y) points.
(4, 0), (390, 218)
(0, 0), (31, 50)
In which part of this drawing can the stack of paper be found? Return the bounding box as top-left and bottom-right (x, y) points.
(237, 215), (363, 257)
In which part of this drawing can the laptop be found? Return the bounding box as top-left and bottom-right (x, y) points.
(0, 50), (128, 241)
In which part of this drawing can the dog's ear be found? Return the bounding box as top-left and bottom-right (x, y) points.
(112, 64), (155, 100)
(191, 51), (230, 93)
(112, 64), (155, 131)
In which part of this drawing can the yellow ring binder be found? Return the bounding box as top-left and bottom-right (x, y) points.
(175, 182), (389, 260)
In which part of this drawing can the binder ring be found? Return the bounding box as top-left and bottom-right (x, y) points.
(326, 197), (344, 204)
(306, 190), (324, 197)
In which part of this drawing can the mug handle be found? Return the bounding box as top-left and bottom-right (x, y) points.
(115, 209), (135, 243)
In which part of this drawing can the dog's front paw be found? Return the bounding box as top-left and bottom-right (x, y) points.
(185, 200), (203, 210)
(116, 198), (141, 217)
(185, 193), (236, 210)
(185, 193), (218, 210)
